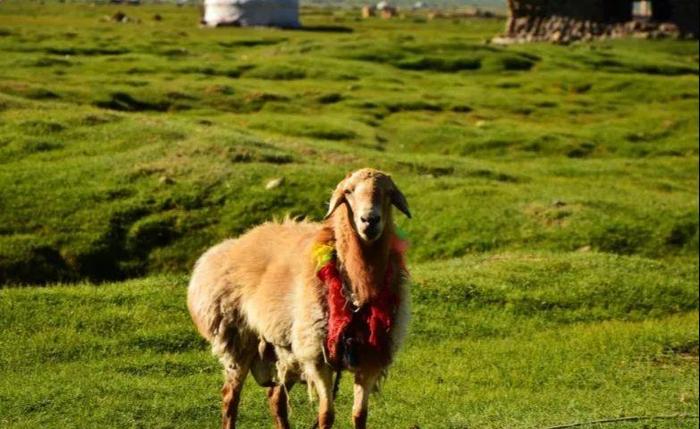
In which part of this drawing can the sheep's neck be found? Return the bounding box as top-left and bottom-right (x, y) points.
(332, 206), (392, 306)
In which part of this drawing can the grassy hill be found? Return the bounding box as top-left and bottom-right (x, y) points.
(0, 1), (698, 428)
(0, 2), (697, 284)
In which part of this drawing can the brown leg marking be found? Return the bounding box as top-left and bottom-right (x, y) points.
(319, 409), (335, 429)
(353, 409), (368, 429)
(267, 385), (291, 429)
(352, 371), (379, 429)
(221, 363), (250, 429)
(221, 381), (242, 429)
(306, 363), (335, 429)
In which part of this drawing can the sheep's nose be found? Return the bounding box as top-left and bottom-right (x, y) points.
(361, 215), (380, 227)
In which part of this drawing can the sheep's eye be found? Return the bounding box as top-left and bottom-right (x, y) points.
(344, 189), (352, 195)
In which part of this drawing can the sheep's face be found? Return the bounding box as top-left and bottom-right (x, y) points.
(325, 168), (411, 243)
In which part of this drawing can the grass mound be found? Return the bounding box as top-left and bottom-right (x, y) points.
(244, 64), (307, 80)
(338, 41), (539, 73)
(93, 92), (173, 112)
(0, 2), (696, 286)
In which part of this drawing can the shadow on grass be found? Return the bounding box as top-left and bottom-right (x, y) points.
(295, 25), (353, 33)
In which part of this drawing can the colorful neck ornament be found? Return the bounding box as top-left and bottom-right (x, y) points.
(313, 229), (408, 367)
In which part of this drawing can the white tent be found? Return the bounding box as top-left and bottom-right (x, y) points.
(203, 0), (300, 28)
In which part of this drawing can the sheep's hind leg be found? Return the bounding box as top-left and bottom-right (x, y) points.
(221, 356), (253, 429)
(267, 382), (294, 429)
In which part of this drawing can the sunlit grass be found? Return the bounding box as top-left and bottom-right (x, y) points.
(0, 2), (697, 427)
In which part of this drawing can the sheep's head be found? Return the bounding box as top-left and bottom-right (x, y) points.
(325, 168), (411, 243)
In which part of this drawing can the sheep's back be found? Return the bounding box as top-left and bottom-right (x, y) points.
(188, 220), (321, 346)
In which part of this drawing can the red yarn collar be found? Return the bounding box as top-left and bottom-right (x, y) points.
(315, 235), (407, 367)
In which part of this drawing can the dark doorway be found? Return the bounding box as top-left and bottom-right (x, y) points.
(605, 0), (634, 22)
(651, 0), (673, 21)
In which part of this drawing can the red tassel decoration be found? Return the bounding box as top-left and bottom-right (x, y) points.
(316, 235), (407, 366)
(317, 262), (352, 361)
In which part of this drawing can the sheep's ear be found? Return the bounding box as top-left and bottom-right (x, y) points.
(390, 179), (411, 219)
(324, 187), (346, 219)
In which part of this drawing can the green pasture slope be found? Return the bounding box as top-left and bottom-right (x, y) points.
(0, 1), (698, 428)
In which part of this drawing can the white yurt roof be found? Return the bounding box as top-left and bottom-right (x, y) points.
(203, 0), (300, 28)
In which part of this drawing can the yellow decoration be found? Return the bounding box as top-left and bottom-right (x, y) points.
(312, 243), (335, 271)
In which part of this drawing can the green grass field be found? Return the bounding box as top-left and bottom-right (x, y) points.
(0, 1), (698, 428)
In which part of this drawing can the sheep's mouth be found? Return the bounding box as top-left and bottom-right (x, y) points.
(360, 225), (382, 242)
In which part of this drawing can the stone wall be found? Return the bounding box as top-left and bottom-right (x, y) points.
(508, 0), (632, 22)
(502, 0), (698, 43)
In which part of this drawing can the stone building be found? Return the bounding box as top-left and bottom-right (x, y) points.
(503, 0), (698, 42)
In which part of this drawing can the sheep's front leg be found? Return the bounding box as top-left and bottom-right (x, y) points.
(306, 363), (335, 429)
(352, 371), (380, 429)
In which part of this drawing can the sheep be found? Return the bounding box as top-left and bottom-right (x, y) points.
(187, 168), (412, 429)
